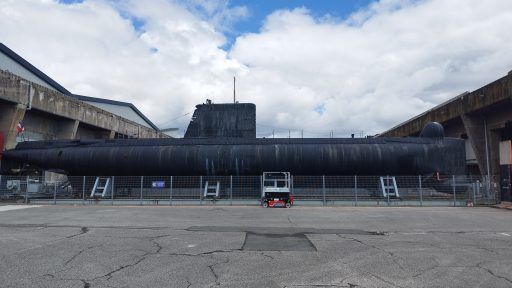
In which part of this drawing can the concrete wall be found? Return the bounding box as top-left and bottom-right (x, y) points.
(81, 101), (153, 129)
(380, 72), (512, 137)
(0, 70), (168, 150)
(378, 71), (512, 201)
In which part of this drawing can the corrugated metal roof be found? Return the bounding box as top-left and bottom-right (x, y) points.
(0, 42), (72, 95)
(72, 94), (159, 131)
(0, 42), (159, 132)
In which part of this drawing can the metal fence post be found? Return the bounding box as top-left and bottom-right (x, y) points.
(140, 176), (144, 206)
(354, 175), (358, 206)
(419, 175), (423, 206)
(452, 175), (456, 206)
(111, 176), (115, 206)
(291, 175), (294, 196)
(473, 181), (476, 206)
(486, 176), (491, 206)
(82, 176), (86, 205)
(261, 175), (263, 201)
(387, 176), (390, 206)
(322, 175), (326, 206)
(25, 176), (29, 204)
(200, 176), (203, 206)
(53, 182), (57, 205)
(169, 176), (173, 206)
(230, 175), (233, 206)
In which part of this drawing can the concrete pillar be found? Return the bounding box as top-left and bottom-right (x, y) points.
(489, 129), (502, 176)
(109, 130), (116, 139)
(461, 114), (488, 176)
(56, 120), (80, 139)
(0, 103), (26, 150)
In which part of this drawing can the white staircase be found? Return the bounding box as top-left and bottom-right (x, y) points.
(380, 176), (399, 198)
(90, 177), (111, 198)
(203, 181), (220, 198)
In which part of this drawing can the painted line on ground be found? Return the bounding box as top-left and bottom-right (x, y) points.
(0, 205), (42, 212)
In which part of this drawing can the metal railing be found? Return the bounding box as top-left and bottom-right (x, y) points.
(0, 174), (498, 206)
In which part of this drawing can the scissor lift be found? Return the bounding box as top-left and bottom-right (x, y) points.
(261, 172), (294, 208)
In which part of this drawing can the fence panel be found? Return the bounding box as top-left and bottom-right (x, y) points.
(292, 176), (323, 202)
(231, 176), (261, 200)
(0, 174), (500, 206)
(325, 176), (356, 205)
(0, 175), (29, 202)
(171, 176), (202, 204)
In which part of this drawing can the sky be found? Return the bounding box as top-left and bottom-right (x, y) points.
(1, 0), (512, 138)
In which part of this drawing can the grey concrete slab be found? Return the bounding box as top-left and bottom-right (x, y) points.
(243, 232), (317, 251)
(0, 205), (511, 287)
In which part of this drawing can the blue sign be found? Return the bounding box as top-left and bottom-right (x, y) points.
(152, 181), (165, 188)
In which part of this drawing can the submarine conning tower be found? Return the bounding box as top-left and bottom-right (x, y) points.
(184, 101), (256, 139)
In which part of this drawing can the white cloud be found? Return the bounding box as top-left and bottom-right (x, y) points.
(1, 0), (511, 137)
(0, 0), (246, 132)
(231, 0), (512, 136)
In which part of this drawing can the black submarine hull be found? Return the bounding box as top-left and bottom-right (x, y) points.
(1, 137), (465, 176)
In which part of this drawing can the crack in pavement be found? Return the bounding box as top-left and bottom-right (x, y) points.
(475, 246), (502, 256)
(66, 227), (89, 239)
(90, 235), (165, 281)
(39, 276), (92, 288)
(208, 264), (219, 286)
(412, 262), (512, 284)
(0, 223), (180, 231)
(82, 234), (240, 284)
(476, 261), (512, 284)
(63, 245), (98, 266)
(260, 251), (276, 260)
(187, 226), (385, 236)
(165, 249), (242, 257)
(7, 226), (95, 254)
(337, 235), (407, 273)
(411, 259), (441, 278)
(367, 272), (406, 288)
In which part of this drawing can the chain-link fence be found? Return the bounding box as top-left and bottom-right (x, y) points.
(0, 174), (498, 206)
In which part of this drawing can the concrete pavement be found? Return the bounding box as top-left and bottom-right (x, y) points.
(0, 205), (511, 287)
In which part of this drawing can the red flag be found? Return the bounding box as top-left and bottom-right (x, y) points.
(16, 122), (24, 133)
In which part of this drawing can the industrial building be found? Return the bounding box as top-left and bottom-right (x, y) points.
(0, 42), (167, 154)
(380, 70), (512, 201)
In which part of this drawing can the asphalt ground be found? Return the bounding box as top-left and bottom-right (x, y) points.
(0, 205), (511, 288)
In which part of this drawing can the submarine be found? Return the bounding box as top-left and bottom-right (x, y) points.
(0, 102), (465, 176)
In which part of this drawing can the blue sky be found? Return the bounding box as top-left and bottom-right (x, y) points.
(230, 0), (374, 29)
(224, 0), (375, 45)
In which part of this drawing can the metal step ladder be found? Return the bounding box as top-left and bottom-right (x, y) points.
(90, 177), (111, 198)
(380, 176), (399, 198)
(203, 181), (220, 198)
